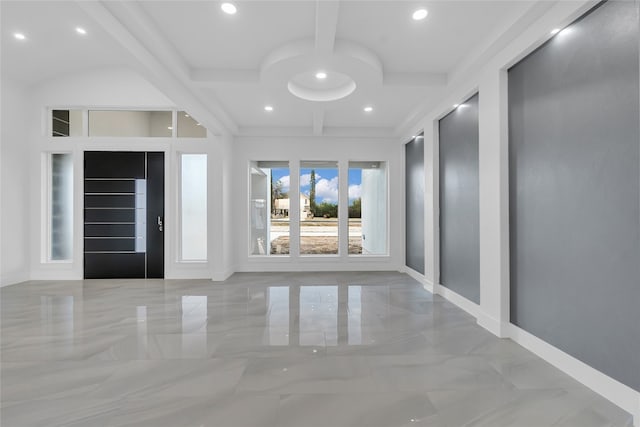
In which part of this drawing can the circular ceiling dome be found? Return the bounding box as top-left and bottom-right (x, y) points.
(288, 70), (356, 102)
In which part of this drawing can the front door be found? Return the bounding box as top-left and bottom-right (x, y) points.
(84, 151), (164, 278)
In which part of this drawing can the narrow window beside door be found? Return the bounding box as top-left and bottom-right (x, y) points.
(180, 154), (207, 261)
(49, 153), (73, 261)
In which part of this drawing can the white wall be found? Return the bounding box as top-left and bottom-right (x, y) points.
(217, 134), (234, 280)
(232, 136), (401, 272)
(1, 78), (30, 286)
(403, 0), (640, 423)
(21, 67), (228, 282)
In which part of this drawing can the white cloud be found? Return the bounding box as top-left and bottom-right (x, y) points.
(300, 173), (310, 188)
(277, 175), (290, 193)
(348, 184), (361, 201)
(316, 177), (339, 203)
(299, 172), (322, 188)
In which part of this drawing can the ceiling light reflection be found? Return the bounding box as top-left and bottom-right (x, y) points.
(412, 8), (428, 20)
(221, 2), (237, 14)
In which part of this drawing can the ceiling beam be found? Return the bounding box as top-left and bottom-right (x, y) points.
(76, 0), (238, 135)
(189, 69), (447, 88)
(237, 126), (396, 139)
(384, 72), (447, 87)
(315, 0), (341, 55)
(191, 68), (260, 84)
(313, 108), (325, 136)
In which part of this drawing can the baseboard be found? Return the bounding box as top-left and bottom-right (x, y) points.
(434, 283), (481, 318)
(29, 271), (82, 281)
(476, 311), (510, 338)
(211, 269), (234, 282)
(0, 271), (29, 287)
(433, 285), (639, 425)
(166, 268), (212, 280)
(422, 279), (434, 293)
(509, 324), (639, 426)
(404, 266), (430, 289)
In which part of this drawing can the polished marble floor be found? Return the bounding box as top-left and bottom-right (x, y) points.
(0, 272), (633, 427)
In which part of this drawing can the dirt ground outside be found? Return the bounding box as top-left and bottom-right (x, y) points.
(270, 218), (362, 254)
(271, 236), (363, 254)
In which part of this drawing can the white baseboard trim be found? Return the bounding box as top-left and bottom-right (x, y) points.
(211, 270), (234, 282)
(404, 267), (430, 290)
(509, 324), (639, 426)
(422, 279), (434, 293)
(433, 283), (481, 318)
(29, 271), (82, 281)
(476, 311), (510, 338)
(432, 283), (640, 426)
(166, 271), (211, 280)
(403, 268), (435, 293)
(0, 271), (29, 287)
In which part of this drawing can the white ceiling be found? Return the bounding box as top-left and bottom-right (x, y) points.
(1, 0), (540, 137)
(0, 1), (133, 85)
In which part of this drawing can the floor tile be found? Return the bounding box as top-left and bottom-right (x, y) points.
(0, 272), (633, 427)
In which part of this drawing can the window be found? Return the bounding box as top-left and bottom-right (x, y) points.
(50, 109), (207, 139)
(49, 153), (73, 261)
(348, 162), (387, 255)
(180, 154), (207, 261)
(52, 110), (82, 137)
(249, 160), (388, 257)
(250, 161), (290, 255)
(300, 161), (338, 255)
(177, 111), (206, 138)
(88, 110), (172, 137)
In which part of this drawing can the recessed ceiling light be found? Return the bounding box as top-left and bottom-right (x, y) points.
(184, 114), (189, 117)
(453, 104), (459, 108)
(264, 105), (274, 112)
(75, 27), (87, 35)
(221, 2), (237, 14)
(364, 106), (373, 112)
(315, 71), (327, 80)
(550, 28), (560, 35)
(13, 32), (26, 40)
(412, 8), (428, 21)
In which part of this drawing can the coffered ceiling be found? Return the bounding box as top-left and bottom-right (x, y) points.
(1, 0), (549, 137)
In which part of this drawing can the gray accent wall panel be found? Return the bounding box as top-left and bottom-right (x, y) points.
(405, 135), (425, 274)
(439, 94), (480, 303)
(509, 0), (640, 391)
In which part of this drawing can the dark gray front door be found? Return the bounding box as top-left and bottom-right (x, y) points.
(84, 151), (164, 279)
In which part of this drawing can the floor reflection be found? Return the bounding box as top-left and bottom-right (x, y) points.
(1, 273), (632, 427)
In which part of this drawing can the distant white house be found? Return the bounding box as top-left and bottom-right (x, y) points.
(274, 193), (313, 220)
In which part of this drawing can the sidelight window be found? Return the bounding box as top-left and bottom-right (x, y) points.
(48, 153), (73, 261)
(249, 161), (290, 256)
(180, 154), (208, 261)
(348, 162), (387, 255)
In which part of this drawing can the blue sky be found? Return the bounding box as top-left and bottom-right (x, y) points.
(271, 168), (362, 204)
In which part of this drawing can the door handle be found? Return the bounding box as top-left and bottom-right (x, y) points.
(157, 216), (163, 232)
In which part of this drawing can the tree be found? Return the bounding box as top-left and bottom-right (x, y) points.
(316, 201), (338, 218)
(309, 169), (316, 216)
(348, 198), (361, 218)
(271, 178), (286, 215)
(270, 175), (276, 215)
